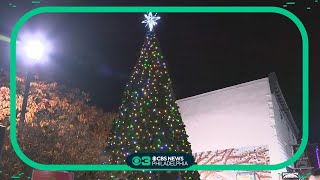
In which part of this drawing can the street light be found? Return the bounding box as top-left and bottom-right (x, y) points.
(19, 34), (50, 133)
(24, 39), (45, 62)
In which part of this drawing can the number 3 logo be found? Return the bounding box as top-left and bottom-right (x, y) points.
(141, 156), (151, 166)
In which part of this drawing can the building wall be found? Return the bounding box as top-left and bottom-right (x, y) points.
(177, 78), (277, 153)
(177, 77), (298, 179)
(270, 94), (298, 165)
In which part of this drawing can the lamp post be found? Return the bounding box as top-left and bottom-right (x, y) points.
(19, 38), (46, 135)
(19, 71), (32, 129)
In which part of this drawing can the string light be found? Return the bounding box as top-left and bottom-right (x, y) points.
(107, 14), (198, 180)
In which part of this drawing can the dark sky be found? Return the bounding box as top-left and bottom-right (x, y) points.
(0, 0), (319, 144)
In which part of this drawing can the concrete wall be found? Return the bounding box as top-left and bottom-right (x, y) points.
(177, 78), (276, 153)
(177, 77), (298, 179)
(270, 94), (297, 161)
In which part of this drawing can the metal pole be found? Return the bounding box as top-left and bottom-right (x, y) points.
(19, 71), (32, 135)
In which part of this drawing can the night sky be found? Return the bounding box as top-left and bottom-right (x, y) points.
(0, 0), (319, 144)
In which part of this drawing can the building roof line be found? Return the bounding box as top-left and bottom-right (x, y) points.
(177, 77), (269, 103)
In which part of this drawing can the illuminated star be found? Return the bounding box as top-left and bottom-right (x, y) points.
(142, 12), (160, 32)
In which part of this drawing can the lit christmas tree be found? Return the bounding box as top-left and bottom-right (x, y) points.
(104, 13), (200, 180)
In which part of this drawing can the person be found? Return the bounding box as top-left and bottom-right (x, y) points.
(309, 168), (320, 180)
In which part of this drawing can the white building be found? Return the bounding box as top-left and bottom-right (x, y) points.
(177, 73), (299, 180)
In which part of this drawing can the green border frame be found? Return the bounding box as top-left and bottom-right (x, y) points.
(10, 6), (309, 171)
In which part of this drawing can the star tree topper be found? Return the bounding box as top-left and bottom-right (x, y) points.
(142, 12), (160, 32)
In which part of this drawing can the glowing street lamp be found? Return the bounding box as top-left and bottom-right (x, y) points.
(19, 34), (50, 131)
(23, 39), (45, 62)
(19, 32), (52, 65)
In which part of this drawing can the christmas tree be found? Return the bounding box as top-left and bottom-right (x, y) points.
(105, 13), (200, 180)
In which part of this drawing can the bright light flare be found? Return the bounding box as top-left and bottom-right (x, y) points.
(24, 39), (45, 61)
(0, 34), (11, 43)
(18, 32), (53, 65)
